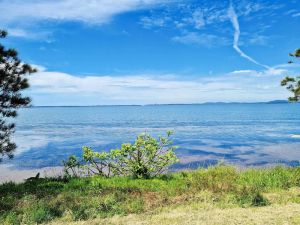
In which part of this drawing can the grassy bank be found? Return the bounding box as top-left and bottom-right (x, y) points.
(1, 166), (300, 224)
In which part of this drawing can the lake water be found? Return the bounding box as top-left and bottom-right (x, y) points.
(3, 104), (300, 170)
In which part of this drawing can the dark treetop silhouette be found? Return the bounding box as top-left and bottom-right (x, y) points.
(281, 49), (300, 102)
(0, 30), (36, 161)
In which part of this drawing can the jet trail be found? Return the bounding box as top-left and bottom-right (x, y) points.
(228, 1), (270, 69)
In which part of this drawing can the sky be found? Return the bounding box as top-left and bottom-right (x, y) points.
(1, 0), (300, 105)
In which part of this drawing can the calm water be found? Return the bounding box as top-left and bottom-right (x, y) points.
(3, 104), (300, 169)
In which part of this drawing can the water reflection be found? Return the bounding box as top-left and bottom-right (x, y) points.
(2, 104), (300, 170)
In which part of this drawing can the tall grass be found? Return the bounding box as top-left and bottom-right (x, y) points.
(0, 166), (300, 224)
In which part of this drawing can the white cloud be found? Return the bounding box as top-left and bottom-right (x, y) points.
(265, 68), (288, 76)
(231, 68), (288, 77)
(231, 70), (256, 75)
(27, 66), (291, 106)
(0, 0), (168, 26)
(1, 0), (173, 39)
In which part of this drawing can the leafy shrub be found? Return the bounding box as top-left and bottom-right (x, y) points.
(64, 131), (178, 179)
(109, 131), (178, 178)
(63, 155), (81, 177)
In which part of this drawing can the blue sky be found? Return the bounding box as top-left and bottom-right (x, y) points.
(1, 0), (300, 105)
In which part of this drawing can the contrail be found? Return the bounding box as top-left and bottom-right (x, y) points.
(228, 1), (270, 69)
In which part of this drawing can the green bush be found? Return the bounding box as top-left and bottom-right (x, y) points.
(64, 131), (178, 179)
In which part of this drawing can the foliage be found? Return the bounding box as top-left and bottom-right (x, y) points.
(1, 166), (300, 224)
(281, 76), (300, 102)
(281, 48), (300, 102)
(289, 48), (300, 58)
(64, 131), (178, 179)
(109, 131), (178, 178)
(0, 30), (36, 160)
(63, 155), (81, 177)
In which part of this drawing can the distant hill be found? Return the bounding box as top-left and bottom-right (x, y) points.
(201, 100), (290, 105)
(266, 100), (289, 104)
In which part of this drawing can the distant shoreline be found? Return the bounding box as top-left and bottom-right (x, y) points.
(25, 100), (295, 108)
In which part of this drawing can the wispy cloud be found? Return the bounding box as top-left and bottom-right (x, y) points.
(140, 16), (167, 29)
(231, 67), (288, 77)
(292, 12), (300, 17)
(137, 1), (279, 50)
(188, 9), (206, 29)
(227, 1), (270, 69)
(6, 28), (53, 40)
(248, 34), (269, 46)
(172, 32), (229, 47)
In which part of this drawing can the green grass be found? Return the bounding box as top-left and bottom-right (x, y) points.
(1, 166), (300, 224)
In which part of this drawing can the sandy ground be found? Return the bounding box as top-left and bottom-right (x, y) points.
(0, 165), (63, 183)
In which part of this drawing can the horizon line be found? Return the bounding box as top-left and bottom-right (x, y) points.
(27, 100), (291, 107)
